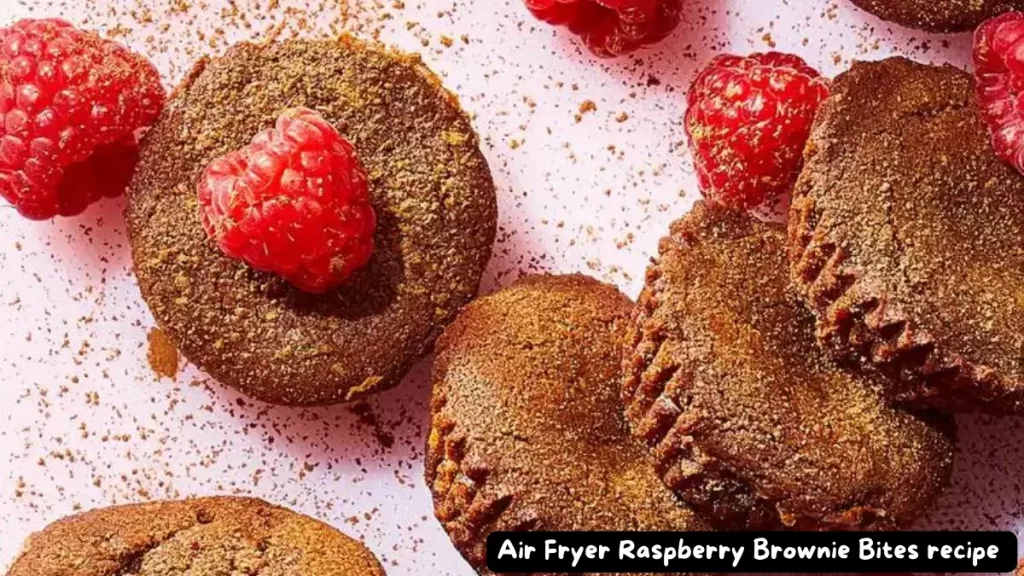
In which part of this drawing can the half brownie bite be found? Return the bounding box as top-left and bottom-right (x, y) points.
(790, 57), (1024, 413)
(624, 201), (955, 531)
(127, 37), (497, 405)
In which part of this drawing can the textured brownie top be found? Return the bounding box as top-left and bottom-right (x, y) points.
(848, 0), (1024, 32)
(7, 497), (385, 576)
(790, 57), (1024, 413)
(127, 37), (497, 406)
(624, 201), (955, 531)
(427, 274), (709, 576)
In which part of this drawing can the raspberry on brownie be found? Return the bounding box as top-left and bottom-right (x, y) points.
(197, 107), (377, 294)
(624, 201), (955, 530)
(127, 37), (497, 406)
(847, 0), (1024, 33)
(7, 497), (385, 575)
(428, 275), (710, 574)
(790, 57), (1024, 414)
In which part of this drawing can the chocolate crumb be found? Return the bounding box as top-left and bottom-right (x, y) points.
(147, 328), (180, 380)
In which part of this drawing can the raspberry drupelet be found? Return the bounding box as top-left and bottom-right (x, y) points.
(975, 11), (1024, 174)
(685, 52), (829, 210)
(523, 0), (682, 58)
(0, 19), (165, 220)
(198, 107), (377, 294)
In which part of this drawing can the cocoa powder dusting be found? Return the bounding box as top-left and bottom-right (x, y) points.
(350, 402), (395, 450)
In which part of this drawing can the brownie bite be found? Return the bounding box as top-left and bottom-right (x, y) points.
(127, 37), (497, 405)
(624, 201), (955, 531)
(790, 57), (1024, 413)
(7, 497), (385, 575)
(848, 0), (1024, 32)
(427, 274), (710, 576)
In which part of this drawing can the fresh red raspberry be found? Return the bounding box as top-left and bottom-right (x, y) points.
(523, 0), (682, 58)
(0, 19), (165, 220)
(684, 52), (830, 209)
(198, 108), (376, 294)
(974, 11), (1024, 173)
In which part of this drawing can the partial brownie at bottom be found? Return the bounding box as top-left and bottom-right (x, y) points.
(7, 497), (385, 576)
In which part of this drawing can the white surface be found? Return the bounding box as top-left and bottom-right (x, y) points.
(0, 0), (1018, 574)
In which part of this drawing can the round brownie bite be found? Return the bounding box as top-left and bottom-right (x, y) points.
(427, 274), (710, 576)
(624, 201), (955, 531)
(790, 57), (1024, 414)
(7, 497), (385, 576)
(847, 0), (1024, 33)
(127, 37), (497, 405)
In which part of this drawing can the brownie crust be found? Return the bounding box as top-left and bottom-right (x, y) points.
(790, 57), (1024, 413)
(7, 497), (385, 576)
(426, 274), (710, 576)
(848, 0), (1024, 32)
(127, 37), (497, 406)
(624, 202), (955, 531)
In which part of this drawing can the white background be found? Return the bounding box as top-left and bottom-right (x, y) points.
(0, 0), (1018, 574)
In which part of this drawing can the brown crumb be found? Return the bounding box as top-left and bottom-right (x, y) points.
(147, 328), (180, 380)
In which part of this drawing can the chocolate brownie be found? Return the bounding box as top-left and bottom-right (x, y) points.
(624, 201), (955, 530)
(127, 37), (497, 405)
(790, 57), (1024, 413)
(848, 0), (1024, 32)
(6, 497), (385, 575)
(426, 275), (710, 576)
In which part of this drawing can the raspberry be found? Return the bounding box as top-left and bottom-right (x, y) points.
(198, 108), (376, 294)
(0, 19), (165, 220)
(974, 11), (1024, 173)
(523, 0), (682, 58)
(684, 52), (830, 209)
